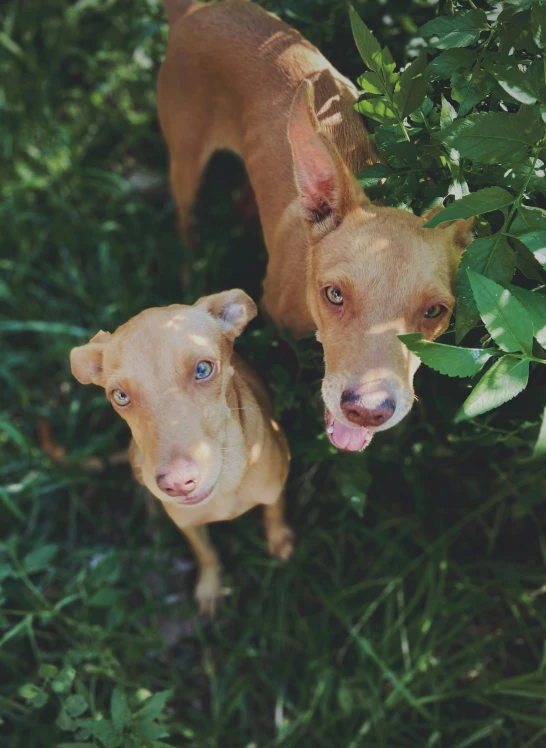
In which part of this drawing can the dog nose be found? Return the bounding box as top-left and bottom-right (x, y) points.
(341, 391), (396, 428)
(156, 458), (200, 497)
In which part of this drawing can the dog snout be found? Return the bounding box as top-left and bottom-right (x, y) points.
(341, 389), (396, 428)
(156, 458), (200, 497)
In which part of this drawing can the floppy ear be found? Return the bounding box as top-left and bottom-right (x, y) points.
(422, 207), (475, 251)
(195, 289), (257, 340)
(70, 330), (111, 385)
(288, 81), (363, 242)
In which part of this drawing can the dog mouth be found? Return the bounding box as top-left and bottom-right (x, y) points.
(325, 410), (373, 452)
(174, 481), (217, 507)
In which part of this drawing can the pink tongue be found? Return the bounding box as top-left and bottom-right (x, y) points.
(327, 416), (373, 452)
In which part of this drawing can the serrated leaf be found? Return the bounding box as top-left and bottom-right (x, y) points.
(425, 49), (477, 80)
(419, 10), (488, 49)
(394, 52), (428, 117)
(111, 688), (131, 731)
(134, 690), (172, 722)
(350, 7), (382, 76)
(468, 272), (534, 355)
(355, 97), (397, 125)
(424, 187), (514, 227)
(456, 355), (529, 420)
(438, 112), (544, 163)
(512, 231), (546, 268)
(509, 286), (546, 346)
(511, 205), (546, 234)
(23, 543), (58, 573)
(488, 63), (539, 105)
(451, 68), (493, 116)
(399, 333), (495, 377)
(533, 407), (546, 457)
(356, 163), (392, 189)
(455, 235), (516, 342)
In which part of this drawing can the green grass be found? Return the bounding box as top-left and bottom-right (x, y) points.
(2, 0), (546, 746)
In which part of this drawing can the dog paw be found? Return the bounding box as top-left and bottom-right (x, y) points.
(195, 569), (222, 616)
(267, 524), (295, 561)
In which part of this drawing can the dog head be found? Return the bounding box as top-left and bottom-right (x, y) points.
(70, 290), (257, 505)
(288, 82), (473, 451)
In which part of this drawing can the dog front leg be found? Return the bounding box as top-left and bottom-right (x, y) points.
(263, 492), (295, 561)
(181, 525), (222, 615)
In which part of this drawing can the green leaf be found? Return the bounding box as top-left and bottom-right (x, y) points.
(468, 272), (534, 355)
(111, 688), (131, 731)
(398, 333), (495, 377)
(83, 718), (123, 748)
(512, 231), (546, 268)
(451, 68), (493, 117)
(424, 187), (514, 227)
(425, 49), (477, 81)
(356, 163), (392, 190)
(531, 2), (546, 48)
(488, 63), (539, 105)
(88, 588), (125, 607)
(440, 95), (457, 128)
(438, 112), (544, 163)
(354, 97), (397, 125)
(131, 720), (170, 740)
(394, 52), (428, 117)
(508, 286), (546, 346)
(456, 355), (529, 421)
(52, 665), (76, 694)
(419, 10), (488, 49)
(23, 543), (58, 574)
(511, 205), (546, 234)
(134, 690), (172, 722)
(65, 694), (88, 718)
(357, 71), (383, 95)
(455, 235), (516, 342)
(375, 126), (419, 168)
(533, 407), (546, 457)
(350, 7), (382, 76)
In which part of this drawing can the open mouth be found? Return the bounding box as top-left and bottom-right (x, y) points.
(175, 482), (216, 507)
(325, 410), (373, 452)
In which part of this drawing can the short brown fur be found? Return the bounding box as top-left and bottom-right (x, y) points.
(70, 290), (293, 614)
(158, 0), (473, 450)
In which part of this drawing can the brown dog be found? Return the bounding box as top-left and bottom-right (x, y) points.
(158, 0), (473, 452)
(70, 290), (294, 613)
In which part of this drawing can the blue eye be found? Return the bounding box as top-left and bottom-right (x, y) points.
(195, 361), (214, 380)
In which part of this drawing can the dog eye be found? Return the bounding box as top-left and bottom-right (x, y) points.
(325, 286), (343, 306)
(424, 304), (447, 319)
(195, 361), (214, 380)
(112, 389), (130, 406)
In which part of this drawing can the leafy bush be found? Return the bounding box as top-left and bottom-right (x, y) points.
(351, 2), (546, 450)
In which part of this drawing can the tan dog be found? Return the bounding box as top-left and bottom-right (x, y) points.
(70, 290), (294, 613)
(158, 0), (473, 452)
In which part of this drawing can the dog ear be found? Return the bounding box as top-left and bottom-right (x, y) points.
(196, 289), (257, 340)
(70, 330), (111, 385)
(422, 207), (475, 251)
(288, 81), (362, 242)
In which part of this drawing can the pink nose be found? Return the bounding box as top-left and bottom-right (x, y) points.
(341, 390), (396, 428)
(156, 458), (200, 497)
